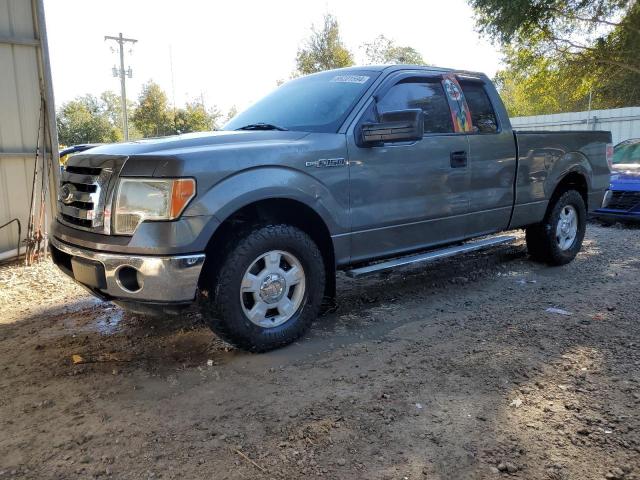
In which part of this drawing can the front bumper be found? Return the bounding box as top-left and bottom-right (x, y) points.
(50, 236), (205, 303)
(591, 210), (640, 223)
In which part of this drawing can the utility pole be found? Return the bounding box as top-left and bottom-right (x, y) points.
(105, 33), (137, 141)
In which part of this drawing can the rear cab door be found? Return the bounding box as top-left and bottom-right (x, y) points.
(457, 75), (517, 236)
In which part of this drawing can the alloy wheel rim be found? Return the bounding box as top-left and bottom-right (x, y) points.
(240, 250), (306, 328)
(556, 205), (578, 251)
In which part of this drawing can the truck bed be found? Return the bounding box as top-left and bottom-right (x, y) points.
(509, 129), (612, 228)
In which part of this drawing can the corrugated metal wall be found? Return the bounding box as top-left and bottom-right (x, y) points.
(511, 107), (640, 145)
(0, 0), (58, 259)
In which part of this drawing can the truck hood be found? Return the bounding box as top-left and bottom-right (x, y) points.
(68, 129), (315, 179)
(610, 164), (640, 192)
(85, 130), (310, 157)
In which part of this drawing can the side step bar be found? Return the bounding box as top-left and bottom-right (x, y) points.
(345, 235), (516, 278)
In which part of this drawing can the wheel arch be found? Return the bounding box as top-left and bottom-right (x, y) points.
(549, 169), (589, 213)
(546, 151), (592, 208)
(198, 197), (337, 306)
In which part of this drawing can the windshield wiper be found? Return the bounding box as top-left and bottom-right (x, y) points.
(236, 123), (288, 131)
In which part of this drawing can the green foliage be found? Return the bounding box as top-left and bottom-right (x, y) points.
(579, 3), (640, 107)
(56, 94), (121, 146)
(469, 0), (631, 45)
(471, 0), (640, 115)
(132, 82), (223, 136)
(362, 35), (427, 65)
(174, 102), (223, 134)
(100, 91), (142, 140)
(493, 46), (593, 116)
(57, 82), (225, 145)
(295, 14), (354, 75)
(131, 81), (174, 138)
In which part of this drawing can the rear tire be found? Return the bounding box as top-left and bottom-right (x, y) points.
(199, 224), (325, 352)
(525, 190), (587, 266)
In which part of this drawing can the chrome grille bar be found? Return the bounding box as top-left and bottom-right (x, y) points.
(59, 204), (95, 220)
(62, 171), (99, 186)
(64, 190), (94, 203)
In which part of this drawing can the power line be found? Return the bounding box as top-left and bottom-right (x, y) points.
(105, 33), (137, 141)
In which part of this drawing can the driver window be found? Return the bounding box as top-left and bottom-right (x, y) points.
(377, 79), (454, 134)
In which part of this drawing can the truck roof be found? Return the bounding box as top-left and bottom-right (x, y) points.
(326, 64), (487, 79)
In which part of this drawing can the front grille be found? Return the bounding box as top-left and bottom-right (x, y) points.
(607, 191), (640, 211)
(58, 167), (107, 230)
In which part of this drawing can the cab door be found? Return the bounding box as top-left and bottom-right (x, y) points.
(346, 74), (470, 263)
(458, 78), (517, 236)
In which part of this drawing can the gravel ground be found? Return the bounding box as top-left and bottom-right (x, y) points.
(0, 224), (638, 480)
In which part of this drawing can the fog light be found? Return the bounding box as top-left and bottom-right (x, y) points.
(117, 266), (142, 292)
(601, 190), (612, 208)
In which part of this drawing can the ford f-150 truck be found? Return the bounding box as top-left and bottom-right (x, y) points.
(50, 65), (613, 351)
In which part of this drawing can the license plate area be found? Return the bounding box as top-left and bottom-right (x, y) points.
(71, 257), (107, 289)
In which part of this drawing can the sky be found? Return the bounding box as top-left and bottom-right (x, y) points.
(43, 0), (503, 115)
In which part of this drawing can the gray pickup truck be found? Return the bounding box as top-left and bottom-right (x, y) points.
(51, 65), (612, 351)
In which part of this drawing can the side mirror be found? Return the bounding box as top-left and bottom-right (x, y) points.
(360, 109), (423, 146)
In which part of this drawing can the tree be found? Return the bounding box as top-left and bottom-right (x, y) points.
(58, 83), (227, 143)
(493, 46), (593, 116)
(56, 95), (120, 145)
(470, 0), (640, 74)
(295, 14), (354, 75)
(362, 35), (426, 65)
(131, 81), (174, 137)
(470, 0), (640, 114)
(174, 102), (223, 133)
(100, 91), (142, 140)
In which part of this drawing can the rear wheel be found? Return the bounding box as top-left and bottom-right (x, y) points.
(525, 190), (586, 266)
(199, 224), (325, 352)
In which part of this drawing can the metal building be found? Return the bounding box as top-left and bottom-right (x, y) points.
(0, 0), (58, 261)
(511, 107), (640, 145)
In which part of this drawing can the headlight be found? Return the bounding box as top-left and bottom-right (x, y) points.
(114, 178), (196, 235)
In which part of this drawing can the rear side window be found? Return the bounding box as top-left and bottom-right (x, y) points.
(459, 81), (498, 133)
(377, 79), (454, 134)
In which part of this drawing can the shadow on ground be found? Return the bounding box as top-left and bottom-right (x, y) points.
(0, 226), (638, 480)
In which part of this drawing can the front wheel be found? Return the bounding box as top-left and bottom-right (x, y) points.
(525, 190), (587, 266)
(199, 224), (325, 352)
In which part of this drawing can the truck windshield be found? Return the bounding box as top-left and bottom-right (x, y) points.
(224, 70), (379, 133)
(613, 140), (640, 165)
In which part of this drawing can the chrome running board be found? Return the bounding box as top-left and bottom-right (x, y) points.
(345, 235), (516, 278)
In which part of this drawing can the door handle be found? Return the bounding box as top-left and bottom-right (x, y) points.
(450, 151), (467, 168)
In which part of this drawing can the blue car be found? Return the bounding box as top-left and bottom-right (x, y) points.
(594, 139), (640, 223)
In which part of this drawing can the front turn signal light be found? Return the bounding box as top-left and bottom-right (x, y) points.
(170, 179), (197, 218)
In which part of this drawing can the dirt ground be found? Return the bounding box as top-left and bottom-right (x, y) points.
(0, 224), (638, 480)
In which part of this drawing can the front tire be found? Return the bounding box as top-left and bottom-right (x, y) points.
(525, 190), (587, 266)
(199, 224), (325, 352)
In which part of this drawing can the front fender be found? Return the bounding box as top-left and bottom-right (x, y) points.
(184, 166), (349, 234)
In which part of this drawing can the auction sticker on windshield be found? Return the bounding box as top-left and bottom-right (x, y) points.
(330, 75), (370, 83)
